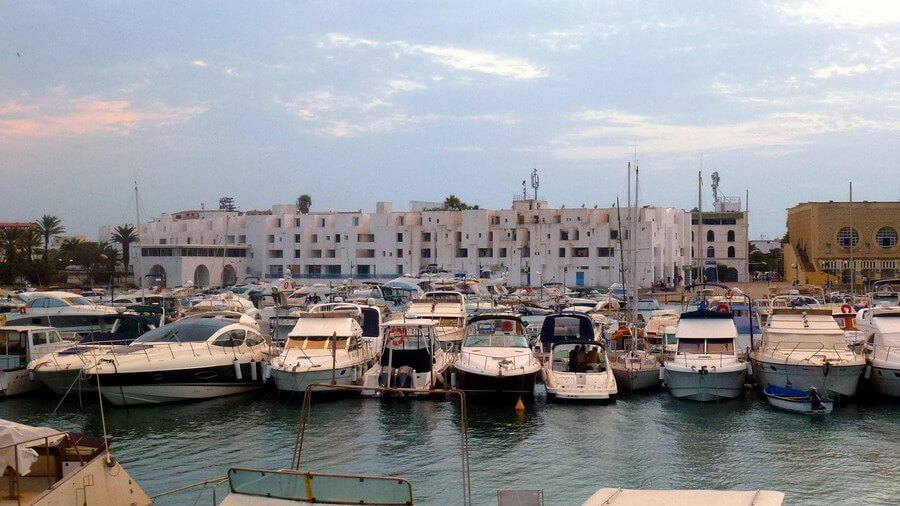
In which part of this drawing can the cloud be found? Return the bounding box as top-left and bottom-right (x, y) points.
(775, 0), (900, 27)
(387, 79), (427, 92)
(441, 145), (483, 153)
(549, 109), (900, 160)
(529, 29), (587, 51)
(0, 97), (205, 140)
(321, 33), (547, 79)
(192, 60), (208, 67)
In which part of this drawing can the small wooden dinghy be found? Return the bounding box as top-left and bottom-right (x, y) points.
(763, 385), (834, 414)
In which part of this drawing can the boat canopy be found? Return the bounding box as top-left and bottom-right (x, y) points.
(676, 310), (738, 339)
(0, 420), (67, 476)
(289, 315), (361, 338)
(539, 313), (595, 346)
(133, 318), (233, 343)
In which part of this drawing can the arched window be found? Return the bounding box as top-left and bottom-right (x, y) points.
(707, 246), (715, 258)
(727, 246), (735, 258)
(691, 247), (695, 257)
(837, 227), (858, 248)
(727, 230), (735, 242)
(707, 230), (715, 242)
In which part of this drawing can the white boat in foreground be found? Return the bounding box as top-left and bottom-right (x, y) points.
(663, 309), (747, 402)
(270, 310), (376, 394)
(542, 339), (617, 401)
(454, 314), (540, 395)
(0, 326), (72, 396)
(864, 307), (900, 398)
(361, 319), (452, 395)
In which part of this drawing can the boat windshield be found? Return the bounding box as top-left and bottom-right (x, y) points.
(463, 334), (529, 348)
(132, 319), (232, 343)
(64, 296), (94, 306)
(384, 326), (432, 350)
(677, 338), (734, 355)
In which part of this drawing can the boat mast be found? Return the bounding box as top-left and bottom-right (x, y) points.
(626, 162), (632, 327)
(849, 181), (854, 298)
(615, 197), (627, 290)
(134, 181), (145, 300)
(632, 163), (639, 349)
(698, 170), (703, 286)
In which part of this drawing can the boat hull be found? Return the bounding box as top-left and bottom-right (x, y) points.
(0, 368), (41, 397)
(663, 365), (746, 402)
(869, 364), (900, 398)
(33, 368), (94, 395)
(610, 364), (660, 392)
(763, 387), (834, 414)
(271, 364), (367, 393)
(100, 382), (262, 406)
(751, 357), (864, 397)
(454, 368), (537, 395)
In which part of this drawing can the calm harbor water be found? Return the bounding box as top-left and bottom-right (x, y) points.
(1, 388), (897, 505)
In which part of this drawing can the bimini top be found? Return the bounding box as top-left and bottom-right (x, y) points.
(675, 312), (738, 339)
(550, 338), (604, 350)
(539, 313), (595, 345)
(289, 315), (362, 338)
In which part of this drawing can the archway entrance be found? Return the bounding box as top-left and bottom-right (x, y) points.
(194, 264), (210, 288)
(147, 265), (167, 289)
(222, 264), (237, 286)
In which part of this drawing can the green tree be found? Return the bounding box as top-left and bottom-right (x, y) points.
(429, 195), (479, 211)
(296, 194), (312, 214)
(111, 224), (139, 270)
(35, 215), (65, 261)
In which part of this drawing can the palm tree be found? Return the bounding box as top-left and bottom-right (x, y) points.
(21, 228), (43, 260)
(35, 215), (65, 261)
(111, 224), (139, 271)
(443, 195), (463, 211)
(0, 228), (25, 264)
(296, 194), (312, 214)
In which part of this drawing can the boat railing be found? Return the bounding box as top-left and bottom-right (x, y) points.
(765, 341), (861, 364)
(102, 340), (268, 366)
(670, 351), (740, 369)
(1, 431), (86, 504)
(274, 342), (371, 369)
(868, 344), (900, 363)
(458, 349), (535, 371)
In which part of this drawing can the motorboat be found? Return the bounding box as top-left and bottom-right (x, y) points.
(1, 326), (72, 396)
(9, 291), (118, 319)
(542, 339), (617, 401)
(454, 314), (540, 395)
(27, 314), (156, 395)
(269, 310), (376, 394)
(405, 291), (467, 350)
(0, 419), (151, 505)
(863, 308), (900, 398)
(535, 312), (598, 356)
(662, 309), (747, 402)
(185, 294), (261, 321)
(763, 385), (834, 414)
(361, 319), (452, 395)
(309, 302), (384, 351)
(750, 308), (866, 397)
(644, 309), (679, 349)
(83, 312), (271, 406)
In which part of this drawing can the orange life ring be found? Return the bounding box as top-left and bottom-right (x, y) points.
(18, 306), (26, 314)
(840, 304), (853, 314)
(386, 327), (406, 346)
(725, 290), (734, 299)
(715, 303), (730, 313)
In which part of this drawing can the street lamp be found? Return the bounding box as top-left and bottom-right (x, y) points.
(791, 263), (798, 285)
(536, 271), (543, 298)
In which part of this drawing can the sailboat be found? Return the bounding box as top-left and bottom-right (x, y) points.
(608, 162), (662, 392)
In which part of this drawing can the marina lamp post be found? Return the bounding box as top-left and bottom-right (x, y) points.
(791, 263), (799, 284)
(537, 271), (543, 297)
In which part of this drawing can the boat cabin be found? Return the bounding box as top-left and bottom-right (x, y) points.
(380, 320), (437, 372)
(286, 313), (364, 352)
(549, 339), (608, 373)
(463, 315), (529, 348)
(674, 310), (738, 357)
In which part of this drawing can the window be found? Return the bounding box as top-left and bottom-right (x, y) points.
(358, 234), (375, 242)
(478, 248), (491, 258)
(837, 227), (859, 248)
(707, 246), (715, 258)
(352, 217), (360, 226)
(597, 247), (614, 257)
(357, 265), (371, 275)
(727, 230), (735, 242)
(876, 227), (898, 248)
(421, 248), (432, 258)
(397, 265), (404, 275)
(706, 230), (715, 242)
(610, 230), (618, 240)
(499, 248), (507, 258)
(727, 246), (735, 258)
(294, 234), (302, 242)
(573, 247), (589, 258)
(559, 248), (566, 257)
(335, 235), (341, 243)
(295, 218), (301, 227)
(311, 234), (318, 243)
(396, 249), (404, 258)
(456, 248), (468, 258)
(422, 232), (431, 241)
(325, 265), (341, 275)
(245, 332), (264, 347)
(267, 235), (275, 243)
(212, 330), (245, 348)
(396, 232), (404, 242)
(268, 250), (283, 258)
(238, 235), (246, 243)
(294, 249), (302, 258)
(677, 338), (705, 354)
(560, 231), (569, 240)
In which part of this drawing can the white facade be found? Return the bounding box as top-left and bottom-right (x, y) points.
(102, 200), (693, 289)
(691, 206), (750, 283)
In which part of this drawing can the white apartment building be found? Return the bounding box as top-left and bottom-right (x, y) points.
(102, 199), (693, 289)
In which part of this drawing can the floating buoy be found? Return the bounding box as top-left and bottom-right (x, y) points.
(514, 396), (525, 412)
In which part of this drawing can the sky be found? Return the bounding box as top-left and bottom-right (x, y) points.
(2, 0), (899, 240)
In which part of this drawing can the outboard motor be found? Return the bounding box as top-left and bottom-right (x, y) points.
(395, 365), (414, 389)
(378, 366), (393, 388)
(809, 386), (824, 411)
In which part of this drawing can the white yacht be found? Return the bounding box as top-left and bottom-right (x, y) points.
(1, 326), (72, 396)
(361, 319), (452, 395)
(542, 339), (617, 401)
(84, 313), (271, 406)
(864, 308), (900, 398)
(27, 314), (155, 395)
(454, 314), (540, 396)
(4, 291), (120, 335)
(663, 309), (747, 401)
(269, 311), (376, 394)
(644, 309), (680, 351)
(750, 308), (866, 397)
(405, 291), (467, 350)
